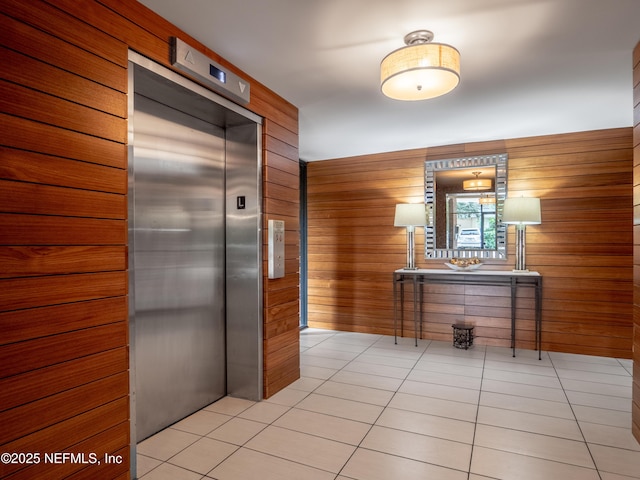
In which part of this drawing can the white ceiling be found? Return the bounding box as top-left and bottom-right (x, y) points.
(138, 0), (640, 161)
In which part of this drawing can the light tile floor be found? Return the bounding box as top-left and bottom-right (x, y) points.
(136, 329), (639, 480)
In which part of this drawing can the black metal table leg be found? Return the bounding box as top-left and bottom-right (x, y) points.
(511, 277), (517, 357)
(393, 273), (398, 344)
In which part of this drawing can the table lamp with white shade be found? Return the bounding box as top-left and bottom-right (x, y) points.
(502, 197), (541, 272)
(394, 203), (426, 270)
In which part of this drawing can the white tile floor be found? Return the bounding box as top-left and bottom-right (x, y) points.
(136, 328), (639, 480)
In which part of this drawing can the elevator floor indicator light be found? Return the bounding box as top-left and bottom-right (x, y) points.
(210, 65), (226, 83)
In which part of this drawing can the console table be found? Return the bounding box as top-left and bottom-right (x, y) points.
(393, 269), (542, 359)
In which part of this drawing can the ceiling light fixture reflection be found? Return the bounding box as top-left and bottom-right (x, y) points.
(463, 172), (492, 191)
(479, 194), (496, 205)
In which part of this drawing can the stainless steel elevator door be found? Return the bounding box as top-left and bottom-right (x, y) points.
(132, 93), (226, 441)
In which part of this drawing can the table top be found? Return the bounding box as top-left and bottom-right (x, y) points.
(395, 268), (541, 277)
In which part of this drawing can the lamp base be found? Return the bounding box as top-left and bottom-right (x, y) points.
(403, 266), (419, 270)
(512, 269), (530, 273)
(513, 225), (527, 272)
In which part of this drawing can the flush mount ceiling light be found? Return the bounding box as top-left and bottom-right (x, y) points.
(380, 30), (460, 101)
(463, 172), (492, 191)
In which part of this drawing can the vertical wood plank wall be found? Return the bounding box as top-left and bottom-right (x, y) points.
(632, 40), (640, 444)
(0, 1), (299, 478)
(307, 129), (633, 359)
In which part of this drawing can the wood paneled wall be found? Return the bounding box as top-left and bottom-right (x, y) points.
(632, 40), (640, 445)
(307, 129), (633, 359)
(0, 1), (299, 478)
(262, 121), (301, 397)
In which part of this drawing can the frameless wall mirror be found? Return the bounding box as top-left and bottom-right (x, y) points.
(424, 154), (508, 259)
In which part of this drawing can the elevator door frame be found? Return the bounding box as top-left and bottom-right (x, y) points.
(127, 51), (263, 478)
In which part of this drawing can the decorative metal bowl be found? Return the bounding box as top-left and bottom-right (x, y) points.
(444, 260), (483, 271)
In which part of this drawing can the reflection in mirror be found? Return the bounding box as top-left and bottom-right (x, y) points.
(425, 154), (508, 259)
(436, 166), (495, 249)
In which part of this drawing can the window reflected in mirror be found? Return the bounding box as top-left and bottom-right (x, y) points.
(441, 192), (497, 249)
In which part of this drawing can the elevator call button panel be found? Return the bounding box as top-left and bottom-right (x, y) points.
(268, 220), (285, 279)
